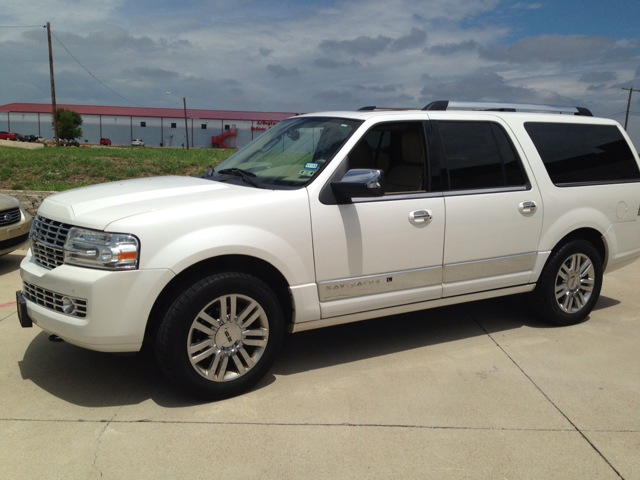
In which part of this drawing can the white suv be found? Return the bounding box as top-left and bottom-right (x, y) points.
(17, 101), (640, 399)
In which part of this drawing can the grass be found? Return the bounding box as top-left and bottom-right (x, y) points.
(0, 145), (236, 191)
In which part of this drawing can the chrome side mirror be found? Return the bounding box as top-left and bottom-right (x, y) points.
(331, 169), (385, 202)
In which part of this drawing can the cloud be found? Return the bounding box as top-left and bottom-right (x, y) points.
(128, 67), (180, 79)
(479, 35), (634, 64)
(318, 28), (427, 57)
(313, 58), (361, 69)
(578, 71), (618, 83)
(258, 47), (273, 57)
(420, 72), (577, 105)
(389, 28), (427, 52)
(312, 90), (354, 105)
(429, 40), (478, 55)
(266, 64), (300, 78)
(319, 35), (393, 56)
(364, 84), (397, 93)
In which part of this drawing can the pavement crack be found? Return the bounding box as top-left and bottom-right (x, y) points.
(473, 316), (625, 480)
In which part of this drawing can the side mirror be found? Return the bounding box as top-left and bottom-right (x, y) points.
(331, 169), (385, 203)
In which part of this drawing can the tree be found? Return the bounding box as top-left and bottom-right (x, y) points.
(53, 108), (83, 141)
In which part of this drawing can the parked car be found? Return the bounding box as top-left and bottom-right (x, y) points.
(131, 139), (144, 146)
(0, 131), (17, 140)
(17, 100), (640, 400)
(35, 135), (44, 142)
(23, 134), (38, 142)
(100, 138), (112, 146)
(14, 133), (27, 142)
(0, 194), (32, 256)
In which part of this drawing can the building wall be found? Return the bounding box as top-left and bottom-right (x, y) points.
(0, 110), (288, 148)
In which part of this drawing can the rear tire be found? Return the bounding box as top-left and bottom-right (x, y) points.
(532, 239), (603, 326)
(155, 272), (284, 400)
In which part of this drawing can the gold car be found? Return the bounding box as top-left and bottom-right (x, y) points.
(0, 194), (32, 256)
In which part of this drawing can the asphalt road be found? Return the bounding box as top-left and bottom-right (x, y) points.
(1, 247), (639, 479)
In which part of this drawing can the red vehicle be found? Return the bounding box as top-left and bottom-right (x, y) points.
(0, 131), (18, 140)
(100, 138), (112, 146)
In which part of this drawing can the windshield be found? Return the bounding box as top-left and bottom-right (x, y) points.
(211, 117), (362, 188)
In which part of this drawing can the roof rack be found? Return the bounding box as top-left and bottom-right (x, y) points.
(422, 100), (593, 117)
(358, 106), (421, 111)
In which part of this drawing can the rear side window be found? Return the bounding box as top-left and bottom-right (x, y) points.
(436, 121), (526, 191)
(524, 122), (640, 186)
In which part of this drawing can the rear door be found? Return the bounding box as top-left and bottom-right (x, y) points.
(430, 115), (544, 297)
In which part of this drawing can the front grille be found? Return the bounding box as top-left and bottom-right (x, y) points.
(22, 281), (88, 318)
(30, 216), (72, 269)
(0, 207), (21, 227)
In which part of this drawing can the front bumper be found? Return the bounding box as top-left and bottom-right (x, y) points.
(19, 250), (175, 352)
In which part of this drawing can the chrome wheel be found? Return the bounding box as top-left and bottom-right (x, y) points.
(187, 294), (269, 382)
(555, 253), (595, 314)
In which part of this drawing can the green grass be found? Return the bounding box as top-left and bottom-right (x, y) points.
(0, 145), (236, 191)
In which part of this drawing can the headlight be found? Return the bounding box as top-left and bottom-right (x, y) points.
(64, 227), (140, 270)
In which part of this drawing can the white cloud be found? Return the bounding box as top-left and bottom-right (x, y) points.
(0, 0), (639, 145)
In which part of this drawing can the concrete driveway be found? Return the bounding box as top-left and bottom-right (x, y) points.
(1, 247), (638, 479)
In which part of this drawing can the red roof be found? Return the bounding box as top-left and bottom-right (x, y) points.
(0, 103), (299, 121)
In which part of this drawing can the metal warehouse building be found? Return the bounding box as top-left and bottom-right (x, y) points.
(0, 103), (298, 149)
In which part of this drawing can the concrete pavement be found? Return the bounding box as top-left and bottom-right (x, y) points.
(1, 247), (638, 479)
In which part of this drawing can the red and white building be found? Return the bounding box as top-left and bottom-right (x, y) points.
(0, 103), (298, 148)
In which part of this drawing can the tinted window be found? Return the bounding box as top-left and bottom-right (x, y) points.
(524, 122), (640, 185)
(352, 122), (427, 193)
(437, 121), (526, 190)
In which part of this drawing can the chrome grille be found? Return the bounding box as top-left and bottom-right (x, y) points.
(30, 216), (72, 269)
(22, 281), (87, 318)
(0, 207), (21, 227)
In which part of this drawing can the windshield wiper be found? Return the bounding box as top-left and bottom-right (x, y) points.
(216, 168), (263, 188)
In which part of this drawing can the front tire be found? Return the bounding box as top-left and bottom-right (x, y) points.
(532, 239), (603, 326)
(155, 272), (284, 400)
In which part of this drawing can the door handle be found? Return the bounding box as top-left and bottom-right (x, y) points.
(519, 201), (537, 214)
(409, 210), (432, 225)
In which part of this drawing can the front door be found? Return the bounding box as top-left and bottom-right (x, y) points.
(309, 121), (445, 318)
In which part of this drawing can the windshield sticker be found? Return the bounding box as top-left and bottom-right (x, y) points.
(299, 162), (319, 177)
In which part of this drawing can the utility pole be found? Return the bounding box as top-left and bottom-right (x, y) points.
(622, 87), (635, 131)
(46, 22), (60, 147)
(182, 96), (189, 150)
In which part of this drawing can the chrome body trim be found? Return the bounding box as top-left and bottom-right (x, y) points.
(443, 252), (536, 283)
(318, 266), (442, 302)
(292, 284), (535, 333)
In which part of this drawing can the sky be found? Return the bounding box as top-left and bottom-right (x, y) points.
(1, 0), (639, 146)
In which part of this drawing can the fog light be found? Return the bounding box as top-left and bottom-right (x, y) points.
(62, 297), (75, 314)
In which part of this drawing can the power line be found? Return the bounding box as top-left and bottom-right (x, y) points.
(49, 30), (147, 108)
(0, 25), (44, 28)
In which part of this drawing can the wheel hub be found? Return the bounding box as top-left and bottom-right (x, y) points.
(567, 273), (580, 291)
(215, 322), (242, 349)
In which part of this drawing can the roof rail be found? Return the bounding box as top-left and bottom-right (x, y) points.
(422, 100), (593, 117)
(357, 106), (421, 111)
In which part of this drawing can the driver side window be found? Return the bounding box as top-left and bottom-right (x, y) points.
(349, 122), (427, 194)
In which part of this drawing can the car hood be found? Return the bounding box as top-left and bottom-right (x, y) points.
(0, 194), (20, 211)
(38, 176), (269, 230)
